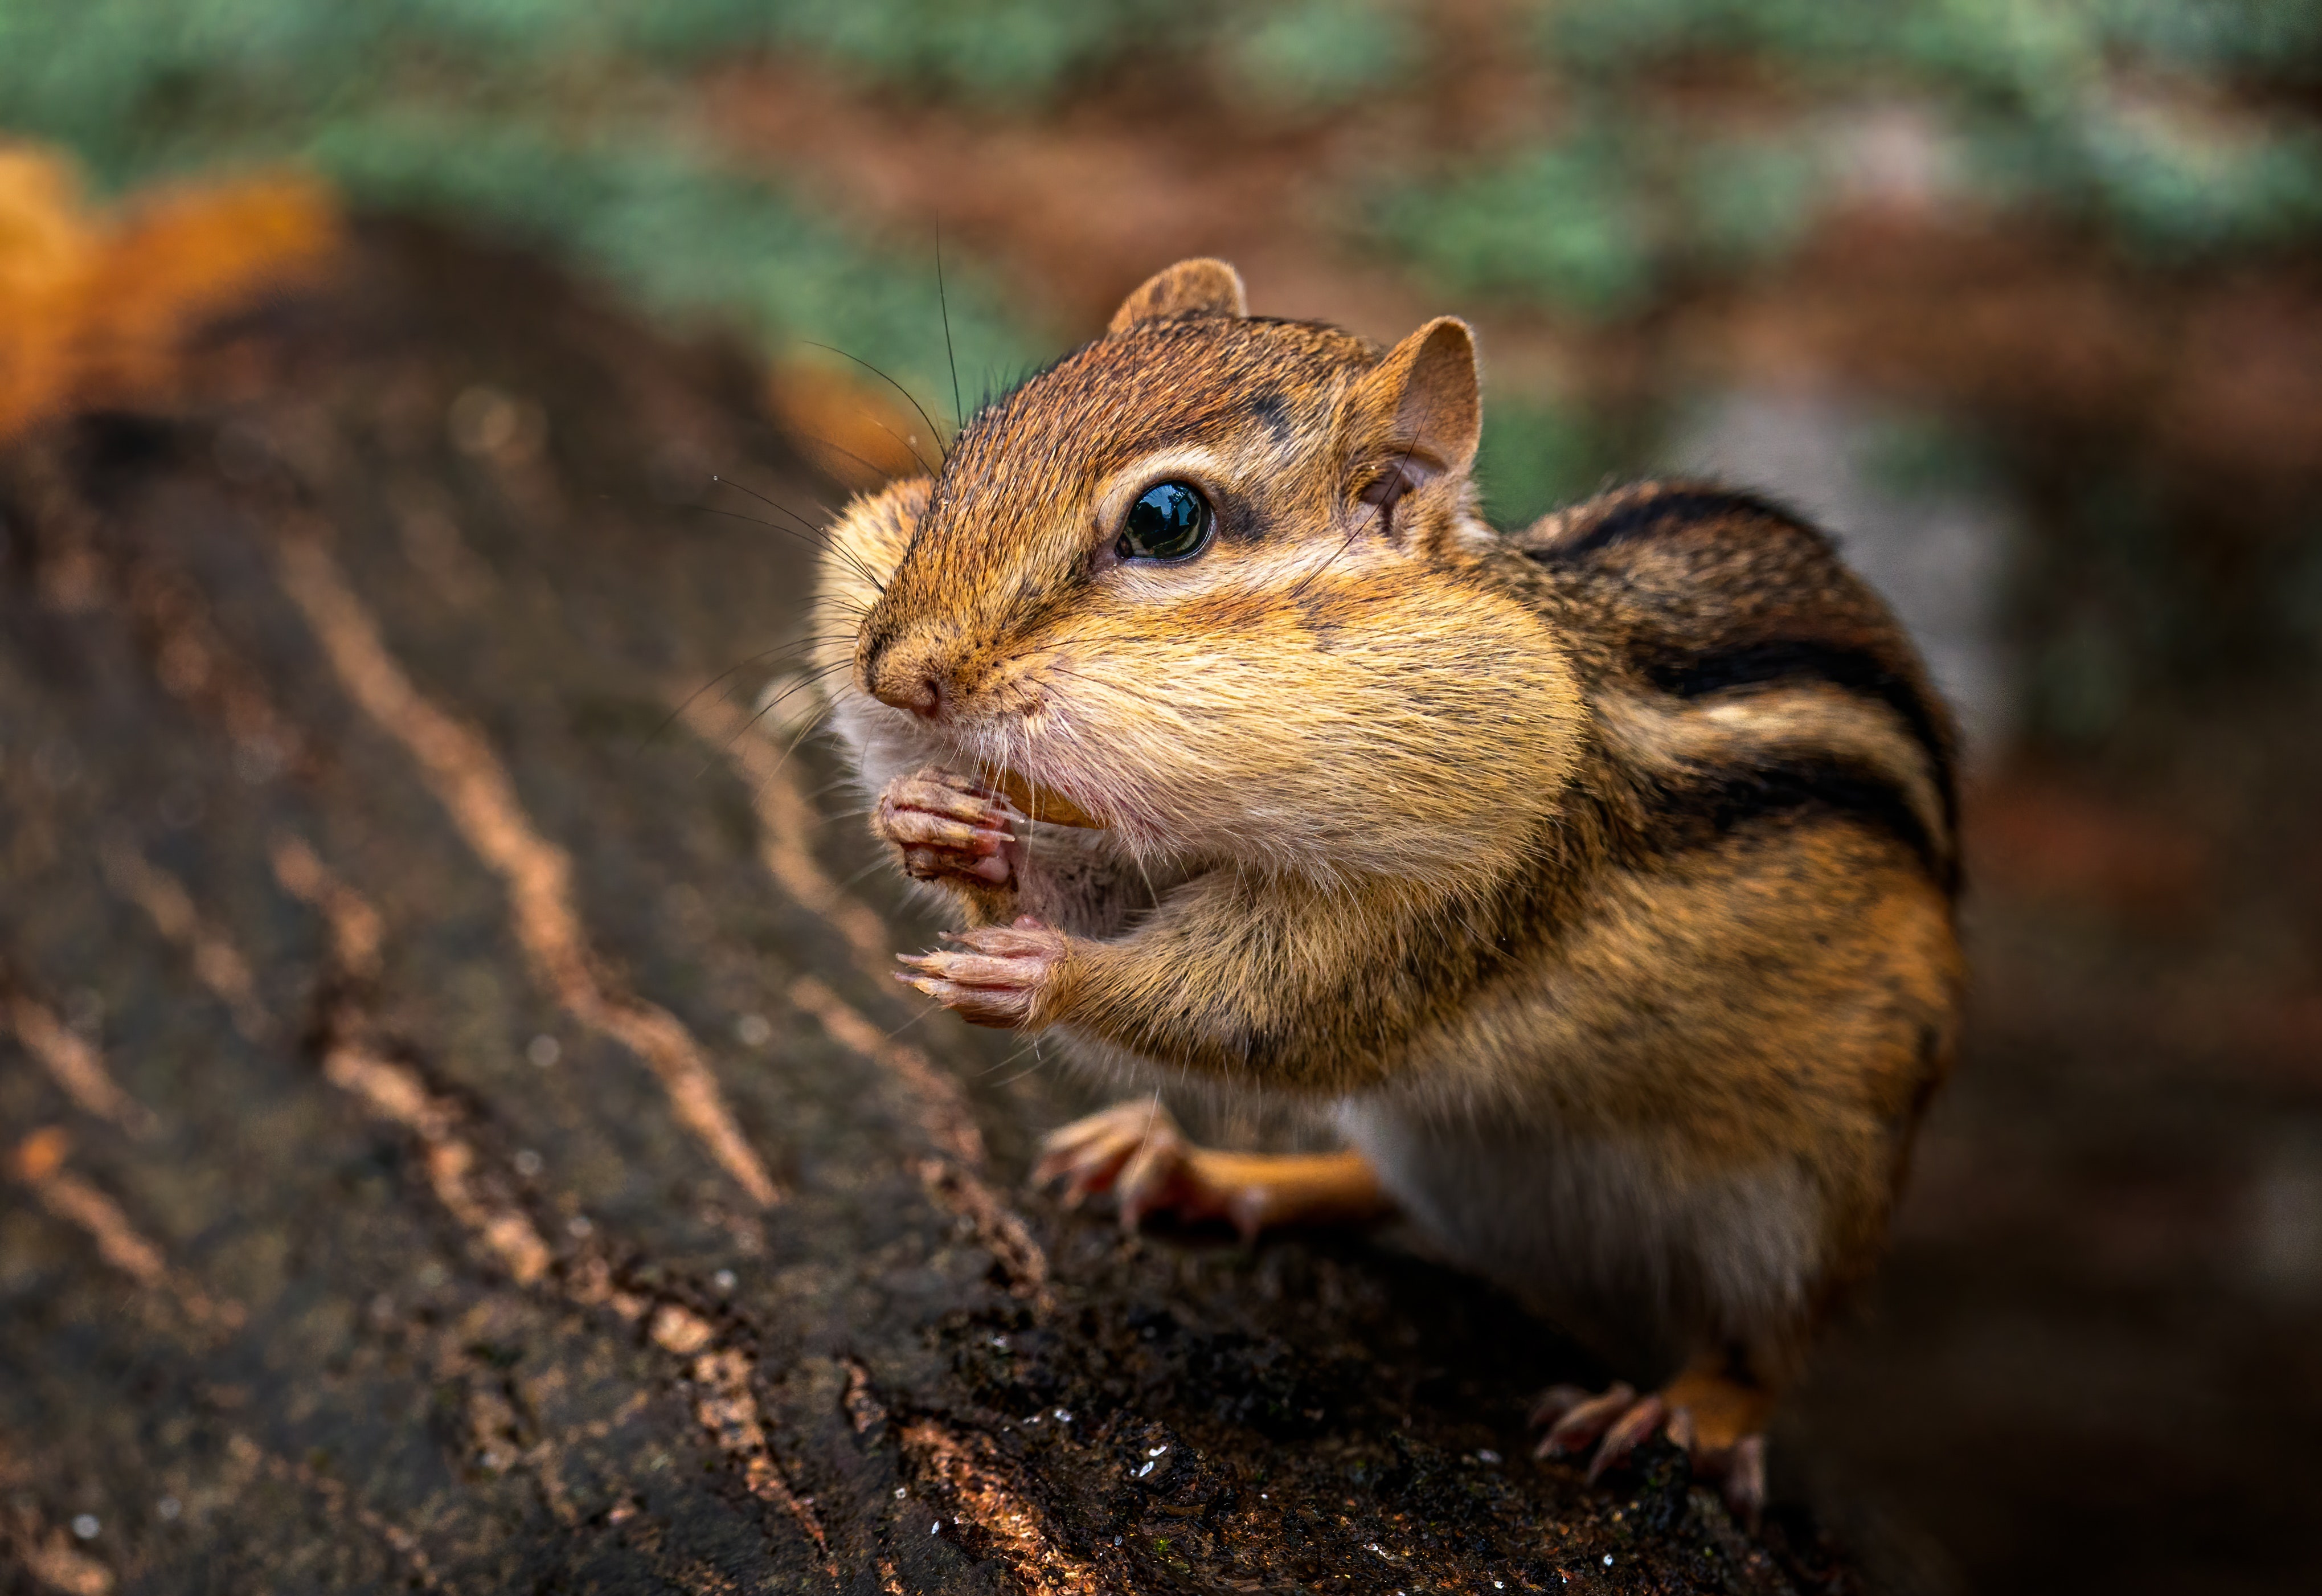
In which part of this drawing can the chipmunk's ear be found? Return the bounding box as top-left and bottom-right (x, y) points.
(1108, 259), (1248, 333)
(1346, 317), (1481, 483)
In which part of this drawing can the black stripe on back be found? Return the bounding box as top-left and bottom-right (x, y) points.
(1639, 755), (1954, 892)
(1529, 488), (1818, 563)
(1636, 639), (1959, 833)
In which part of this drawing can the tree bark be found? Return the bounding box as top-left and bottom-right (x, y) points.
(1, 222), (1897, 1595)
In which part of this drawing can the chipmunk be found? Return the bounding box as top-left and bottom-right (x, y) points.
(811, 260), (1961, 1516)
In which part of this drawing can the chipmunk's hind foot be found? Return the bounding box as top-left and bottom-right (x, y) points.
(1532, 1368), (1771, 1524)
(1033, 1102), (1391, 1241)
(1034, 1100), (1227, 1234)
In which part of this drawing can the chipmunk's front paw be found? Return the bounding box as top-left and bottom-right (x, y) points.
(895, 916), (1065, 1028)
(1530, 1383), (1768, 1523)
(874, 767), (1021, 887)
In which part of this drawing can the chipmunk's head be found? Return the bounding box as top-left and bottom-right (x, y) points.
(831, 259), (1583, 885)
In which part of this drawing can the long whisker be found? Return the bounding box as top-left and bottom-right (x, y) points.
(688, 502), (839, 555)
(708, 661), (848, 776)
(690, 503), (890, 596)
(989, 1040), (1051, 1091)
(868, 413), (941, 480)
(642, 639), (847, 755)
(937, 228), (965, 433)
(783, 429), (908, 491)
(999, 737), (1021, 878)
(873, 1001), (943, 1045)
(800, 342), (951, 468)
(1009, 729), (1031, 893)
(1038, 664), (1172, 709)
(711, 472), (828, 539)
(978, 1034), (1045, 1078)
(742, 693), (845, 799)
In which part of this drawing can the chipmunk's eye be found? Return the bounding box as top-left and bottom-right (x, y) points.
(1117, 480), (1212, 563)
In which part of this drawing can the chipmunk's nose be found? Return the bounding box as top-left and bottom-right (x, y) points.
(881, 672), (945, 719)
(864, 634), (951, 721)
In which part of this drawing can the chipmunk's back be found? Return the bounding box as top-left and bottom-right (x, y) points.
(1514, 481), (1959, 899)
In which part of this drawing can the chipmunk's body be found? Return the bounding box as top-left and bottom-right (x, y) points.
(812, 261), (1960, 1512)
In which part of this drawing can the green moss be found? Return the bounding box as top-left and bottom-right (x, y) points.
(1370, 0), (2322, 317)
(1375, 133), (1657, 317)
(304, 115), (1042, 412)
(1226, 0), (1418, 111)
(9, 0), (2315, 353)
(1685, 137), (1824, 266)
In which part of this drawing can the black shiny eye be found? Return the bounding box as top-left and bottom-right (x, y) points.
(1116, 480), (1213, 563)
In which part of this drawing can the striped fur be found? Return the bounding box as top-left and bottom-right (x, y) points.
(1518, 482), (1959, 891)
(813, 268), (1963, 1426)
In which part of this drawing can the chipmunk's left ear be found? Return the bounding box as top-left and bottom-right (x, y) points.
(1108, 259), (1248, 333)
(1348, 317), (1481, 482)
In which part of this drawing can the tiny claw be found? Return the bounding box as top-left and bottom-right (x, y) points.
(1586, 1395), (1666, 1483)
(1722, 1434), (1767, 1527)
(1225, 1185), (1268, 1247)
(1113, 1132), (1177, 1227)
(1541, 1382), (1637, 1457)
(1665, 1405), (1697, 1455)
(1529, 1384), (1592, 1430)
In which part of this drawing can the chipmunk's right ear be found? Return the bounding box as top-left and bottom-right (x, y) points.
(1108, 259), (1248, 333)
(1346, 316), (1482, 481)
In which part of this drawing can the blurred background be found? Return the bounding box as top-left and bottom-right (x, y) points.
(3, 2), (2319, 1591)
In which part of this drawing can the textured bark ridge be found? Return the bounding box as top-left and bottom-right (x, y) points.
(0, 224), (1897, 1594)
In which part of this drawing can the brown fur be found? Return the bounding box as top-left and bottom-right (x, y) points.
(813, 262), (1962, 1490)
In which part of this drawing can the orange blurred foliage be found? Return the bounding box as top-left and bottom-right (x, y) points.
(765, 356), (941, 493)
(0, 144), (342, 443)
(9, 1125), (70, 1184)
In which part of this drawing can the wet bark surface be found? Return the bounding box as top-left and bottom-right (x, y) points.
(1, 225), (1903, 1595)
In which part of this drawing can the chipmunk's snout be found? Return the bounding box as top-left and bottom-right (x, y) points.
(877, 670), (944, 719)
(862, 631), (952, 721)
